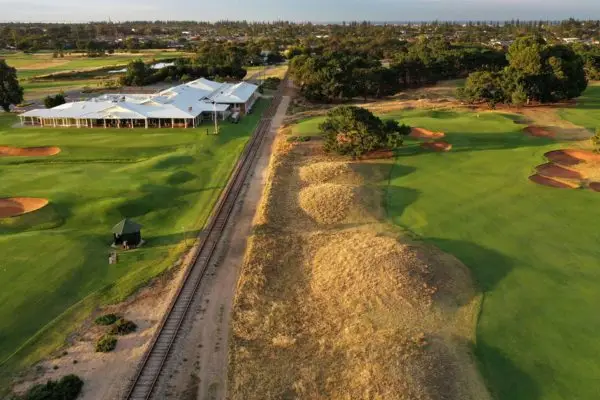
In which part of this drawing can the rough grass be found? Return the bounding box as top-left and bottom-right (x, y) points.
(228, 136), (488, 400)
(292, 88), (600, 399)
(0, 99), (269, 391)
(289, 85), (600, 400)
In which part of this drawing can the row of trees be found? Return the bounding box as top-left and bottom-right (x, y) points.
(458, 36), (588, 107)
(289, 39), (507, 102)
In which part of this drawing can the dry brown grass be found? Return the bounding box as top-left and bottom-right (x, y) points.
(298, 161), (363, 185)
(229, 127), (490, 400)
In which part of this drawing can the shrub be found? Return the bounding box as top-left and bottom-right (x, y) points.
(108, 319), (137, 335)
(20, 374), (83, 400)
(95, 334), (117, 352)
(94, 313), (119, 326)
(43, 93), (66, 109)
(262, 77), (281, 90)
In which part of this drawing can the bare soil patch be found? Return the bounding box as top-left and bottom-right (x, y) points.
(421, 141), (453, 152)
(529, 174), (580, 189)
(0, 146), (61, 157)
(0, 197), (48, 218)
(536, 163), (583, 180)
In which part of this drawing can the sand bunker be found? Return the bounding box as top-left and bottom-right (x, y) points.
(545, 149), (600, 166)
(421, 141), (452, 152)
(0, 197), (49, 218)
(536, 163), (583, 180)
(299, 161), (363, 184)
(299, 183), (356, 224)
(529, 174), (579, 189)
(410, 127), (445, 139)
(0, 146), (61, 157)
(524, 126), (554, 138)
(589, 182), (600, 192)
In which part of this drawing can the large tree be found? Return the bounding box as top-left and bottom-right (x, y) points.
(0, 60), (24, 111)
(319, 106), (410, 157)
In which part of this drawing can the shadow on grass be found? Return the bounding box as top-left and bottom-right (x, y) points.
(424, 238), (513, 293)
(476, 340), (542, 400)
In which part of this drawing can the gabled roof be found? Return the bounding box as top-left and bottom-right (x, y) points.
(20, 78), (257, 120)
(112, 218), (142, 235)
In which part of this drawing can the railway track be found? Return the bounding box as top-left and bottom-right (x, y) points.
(124, 80), (287, 400)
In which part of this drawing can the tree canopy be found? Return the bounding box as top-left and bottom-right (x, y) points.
(319, 106), (410, 157)
(43, 93), (66, 109)
(459, 36), (587, 107)
(0, 60), (24, 111)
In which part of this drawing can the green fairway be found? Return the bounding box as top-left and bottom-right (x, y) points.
(292, 87), (600, 399)
(0, 99), (268, 388)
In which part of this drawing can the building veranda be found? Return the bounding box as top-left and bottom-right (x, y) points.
(20, 78), (260, 129)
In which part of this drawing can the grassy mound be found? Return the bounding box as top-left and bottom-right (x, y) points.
(298, 183), (356, 224)
(298, 161), (363, 184)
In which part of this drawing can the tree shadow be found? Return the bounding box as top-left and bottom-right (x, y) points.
(166, 170), (197, 185)
(476, 339), (542, 400)
(424, 238), (514, 293)
(153, 155), (195, 170)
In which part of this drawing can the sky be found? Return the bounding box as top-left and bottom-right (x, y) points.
(1, 0), (599, 22)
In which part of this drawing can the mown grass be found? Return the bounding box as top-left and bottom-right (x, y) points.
(292, 86), (600, 400)
(0, 98), (269, 391)
(558, 82), (600, 130)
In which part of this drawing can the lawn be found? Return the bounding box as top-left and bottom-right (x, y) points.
(0, 50), (192, 100)
(0, 98), (269, 390)
(558, 82), (600, 130)
(292, 88), (600, 399)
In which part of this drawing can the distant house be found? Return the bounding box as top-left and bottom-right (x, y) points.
(19, 78), (260, 129)
(562, 38), (581, 44)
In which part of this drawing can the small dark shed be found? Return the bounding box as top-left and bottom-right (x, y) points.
(112, 218), (142, 247)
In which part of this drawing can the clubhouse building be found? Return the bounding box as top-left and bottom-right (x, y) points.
(19, 78), (259, 129)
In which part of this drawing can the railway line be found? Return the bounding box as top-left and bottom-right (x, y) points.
(123, 80), (286, 400)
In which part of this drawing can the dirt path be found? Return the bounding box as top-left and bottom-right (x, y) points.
(162, 92), (291, 400)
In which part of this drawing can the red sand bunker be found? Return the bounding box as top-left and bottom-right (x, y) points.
(529, 174), (579, 189)
(410, 127), (445, 140)
(0, 146), (61, 157)
(524, 126), (554, 138)
(0, 197), (49, 218)
(535, 162), (583, 180)
(421, 141), (452, 152)
(544, 149), (600, 166)
(589, 182), (600, 192)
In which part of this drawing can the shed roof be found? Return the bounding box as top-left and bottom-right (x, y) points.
(112, 218), (142, 235)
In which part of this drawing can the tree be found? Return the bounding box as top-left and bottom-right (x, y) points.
(457, 71), (505, 108)
(319, 106), (410, 157)
(44, 93), (66, 109)
(120, 59), (150, 86)
(0, 60), (24, 111)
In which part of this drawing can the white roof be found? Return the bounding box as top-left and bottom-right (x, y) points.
(20, 78), (255, 120)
